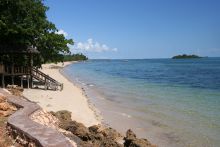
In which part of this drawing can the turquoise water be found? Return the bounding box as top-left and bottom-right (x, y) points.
(63, 58), (220, 147)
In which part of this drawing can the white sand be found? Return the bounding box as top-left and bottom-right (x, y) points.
(23, 62), (100, 127)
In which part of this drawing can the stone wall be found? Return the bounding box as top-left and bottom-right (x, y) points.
(0, 89), (74, 147)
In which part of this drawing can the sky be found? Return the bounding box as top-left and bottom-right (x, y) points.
(45, 0), (220, 59)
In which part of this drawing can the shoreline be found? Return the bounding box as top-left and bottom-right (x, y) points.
(59, 64), (103, 124)
(23, 62), (100, 127)
(1, 62), (156, 146)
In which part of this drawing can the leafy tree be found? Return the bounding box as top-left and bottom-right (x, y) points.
(63, 53), (88, 61)
(172, 54), (202, 59)
(0, 0), (73, 65)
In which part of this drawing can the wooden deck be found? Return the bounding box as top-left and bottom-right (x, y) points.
(0, 64), (63, 90)
(1, 65), (30, 75)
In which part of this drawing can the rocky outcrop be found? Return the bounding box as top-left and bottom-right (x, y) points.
(0, 94), (5, 103)
(50, 110), (72, 122)
(30, 109), (60, 130)
(51, 110), (123, 147)
(30, 110), (77, 146)
(52, 110), (157, 147)
(62, 120), (91, 141)
(0, 93), (17, 117)
(0, 89), (74, 147)
(1, 88), (157, 147)
(124, 129), (156, 147)
(6, 85), (23, 96)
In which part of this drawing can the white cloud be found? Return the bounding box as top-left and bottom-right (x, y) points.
(72, 38), (118, 52)
(56, 29), (68, 37)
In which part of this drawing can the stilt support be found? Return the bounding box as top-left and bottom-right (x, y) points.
(21, 76), (23, 88)
(30, 76), (33, 88)
(27, 75), (30, 89)
(2, 74), (5, 88)
(12, 76), (14, 85)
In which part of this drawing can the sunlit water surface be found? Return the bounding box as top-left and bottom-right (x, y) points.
(63, 58), (220, 147)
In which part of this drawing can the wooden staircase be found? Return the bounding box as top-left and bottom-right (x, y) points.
(31, 67), (63, 91)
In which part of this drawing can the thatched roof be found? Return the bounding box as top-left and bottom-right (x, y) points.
(0, 45), (39, 54)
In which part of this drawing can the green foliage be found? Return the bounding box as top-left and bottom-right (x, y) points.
(172, 54), (202, 59)
(0, 0), (73, 65)
(63, 53), (88, 61)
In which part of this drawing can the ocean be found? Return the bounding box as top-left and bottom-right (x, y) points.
(62, 58), (220, 147)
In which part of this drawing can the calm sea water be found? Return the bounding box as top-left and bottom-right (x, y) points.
(63, 58), (220, 147)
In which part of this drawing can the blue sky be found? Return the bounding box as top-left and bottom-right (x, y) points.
(45, 0), (220, 59)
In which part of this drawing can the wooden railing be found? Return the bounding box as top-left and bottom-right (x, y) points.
(0, 65), (63, 91)
(2, 65), (30, 75)
(0, 64), (4, 73)
(32, 67), (63, 90)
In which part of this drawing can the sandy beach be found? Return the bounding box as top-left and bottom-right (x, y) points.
(23, 62), (100, 127)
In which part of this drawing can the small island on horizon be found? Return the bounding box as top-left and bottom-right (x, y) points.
(172, 54), (203, 59)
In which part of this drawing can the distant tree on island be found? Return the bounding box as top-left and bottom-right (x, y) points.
(63, 53), (88, 61)
(0, 0), (73, 66)
(172, 54), (202, 59)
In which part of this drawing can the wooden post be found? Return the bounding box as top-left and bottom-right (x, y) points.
(60, 83), (63, 91)
(2, 74), (5, 88)
(11, 55), (14, 74)
(27, 75), (30, 89)
(44, 78), (47, 90)
(30, 76), (33, 88)
(31, 77), (33, 88)
(21, 76), (23, 88)
(0, 63), (3, 74)
(12, 76), (14, 85)
(30, 54), (33, 88)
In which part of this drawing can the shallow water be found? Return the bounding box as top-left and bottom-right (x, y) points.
(63, 58), (220, 147)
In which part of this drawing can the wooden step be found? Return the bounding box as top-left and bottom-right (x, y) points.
(31, 68), (63, 91)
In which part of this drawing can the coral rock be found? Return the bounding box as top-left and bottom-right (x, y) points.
(6, 85), (23, 96)
(54, 111), (123, 146)
(0, 94), (6, 103)
(0, 110), (13, 117)
(51, 110), (72, 122)
(124, 129), (156, 147)
(101, 127), (122, 140)
(0, 102), (12, 111)
(63, 121), (91, 141)
(0, 102), (17, 111)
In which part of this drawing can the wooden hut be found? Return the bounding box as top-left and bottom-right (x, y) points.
(0, 45), (63, 90)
